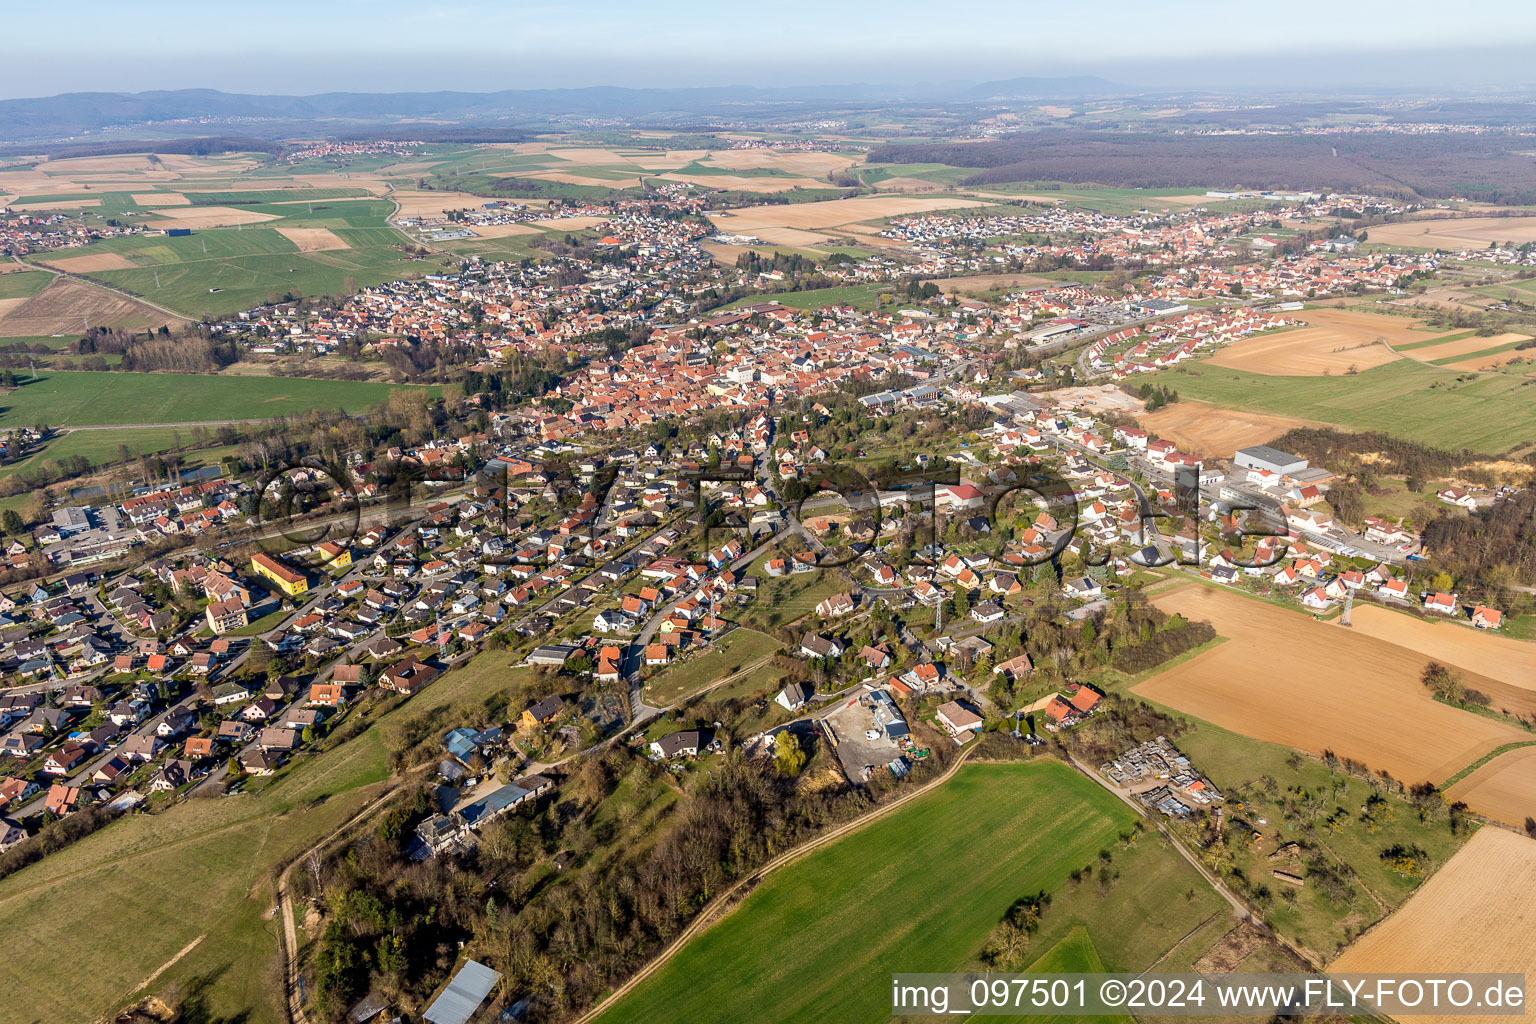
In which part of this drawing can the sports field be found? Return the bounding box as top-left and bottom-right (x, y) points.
(1331, 827), (1536, 1024)
(0, 370), (433, 427)
(1142, 358), (1536, 453)
(595, 760), (1226, 1024)
(1133, 585), (1529, 783)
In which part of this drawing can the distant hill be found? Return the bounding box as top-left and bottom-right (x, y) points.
(0, 80), (1139, 144)
(962, 76), (1129, 100)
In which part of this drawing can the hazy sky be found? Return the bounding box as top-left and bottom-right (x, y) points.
(4, 0), (1536, 97)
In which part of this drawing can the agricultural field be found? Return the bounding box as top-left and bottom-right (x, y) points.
(1330, 827), (1536, 1024)
(434, 143), (856, 193)
(1368, 215), (1536, 249)
(721, 282), (893, 312)
(595, 760), (1230, 1024)
(0, 370), (433, 428)
(1142, 358), (1536, 453)
(958, 183), (1244, 215)
(28, 197), (455, 318)
(707, 194), (986, 248)
(0, 275), (178, 337)
(1346, 605), (1536, 708)
(1135, 400), (1314, 458)
(642, 627), (783, 706)
(1202, 308), (1456, 377)
(1445, 745), (1536, 829)
(1132, 584), (1530, 784)
(1171, 718), (1472, 961)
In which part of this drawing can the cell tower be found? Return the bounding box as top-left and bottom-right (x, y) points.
(1340, 588), (1354, 628)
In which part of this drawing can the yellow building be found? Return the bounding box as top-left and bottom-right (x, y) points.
(318, 542), (353, 568)
(251, 552), (309, 597)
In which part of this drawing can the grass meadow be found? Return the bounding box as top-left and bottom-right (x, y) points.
(0, 370), (436, 427)
(1143, 358), (1536, 453)
(596, 760), (1227, 1024)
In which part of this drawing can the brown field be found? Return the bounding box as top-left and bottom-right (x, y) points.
(1202, 328), (1401, 375)
(1331, 827), (1536, 1024)
(1405, 331), (1532, 361)
(275, 227), (349, 252)
(1369, 216), (1536, 249)
(34, 154), (167, 174)
(703, 149), (857, 177)
(542, 147), (639, 166)
(148, 206), (278, 229)
(389, 190), (493, 221)
(0, 276), (178, 336)
(1200, 308), (1451, 376)
(1132, 585), (1529, 782)
(0, 297), (29, 318)
(1136, 401), (1315, 458)
(525, 215), (612, 232)
(1446, 351), (1536, 373)
(0, 261), (32, 273)
(872, 176), (951, 192)
(708, 195), (982, 246)
(703, 242), (751, 266)
(1446, 747), (1536, 828)
(38, 252), (139, 273)
(628, 149), (712, 170)
(520, 170), (643, 189)
(655, 172), (831, 192)
(131, 192), (190, 206)
(1347, 605), (1536, 715)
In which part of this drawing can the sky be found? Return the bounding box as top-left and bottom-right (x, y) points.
(3, 0), (1536, 98)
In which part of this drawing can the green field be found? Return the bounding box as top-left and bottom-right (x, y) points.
(0, 426), (221, 479)
(857, 162), (984, 187)
(0, 370), (436, 427)
(29, 198), (456, 317)
(597, 760), (1227, 1024)
(721, 282), (893, 313)
(1144, 358), (1536, 453)
(643, 627), (782, 705)
(0, 270), (52, 300)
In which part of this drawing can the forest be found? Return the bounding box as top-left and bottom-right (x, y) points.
(867, 132), (1536, 204)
